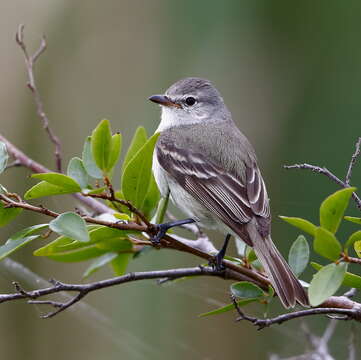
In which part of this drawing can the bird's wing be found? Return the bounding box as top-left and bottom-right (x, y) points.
(156, 141), (270, 246)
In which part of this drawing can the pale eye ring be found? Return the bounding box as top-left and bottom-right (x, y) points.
(185, 96), (196, 106)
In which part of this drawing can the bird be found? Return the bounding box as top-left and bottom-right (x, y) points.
(148, 77), (308, 308)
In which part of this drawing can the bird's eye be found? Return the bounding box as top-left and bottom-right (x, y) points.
(185, 97), (196, 106)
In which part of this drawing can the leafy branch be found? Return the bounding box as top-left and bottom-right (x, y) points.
(1, 27), (361, 346)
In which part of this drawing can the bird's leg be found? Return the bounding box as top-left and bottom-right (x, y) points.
(150, 218), (195, 244)
(212, 234), (231, 271)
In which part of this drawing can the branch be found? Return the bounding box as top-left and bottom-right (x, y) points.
(0, 267), (235, 318)
(284, 163), (361, 210)
(15, 24), (62, 172)
(346, 137), (361, 185)
(232, 298), (361, 331)
(0, 134), (111, 214)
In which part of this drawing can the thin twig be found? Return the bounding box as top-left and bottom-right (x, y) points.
(284, 163), (361, 210)
(0, 134), (111, 214)
(0, 267), (230, 318)
(84, 191), (151, 227)
(0, 192), (269, 288)
(5, 160), (21, 169)
(346, 137), (361, 185)
(15, 24), (62, 172)
(233, 301), (359, 330)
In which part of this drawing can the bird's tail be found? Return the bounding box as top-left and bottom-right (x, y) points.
(248, 225), (309, 308)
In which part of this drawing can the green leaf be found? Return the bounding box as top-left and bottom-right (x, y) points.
(354, 240), (361, 257)
(311, 262), (361, 289)
(25, 181), (77, 200)
(142, 174), (160, 218)
(91, 119), (112, 173)
(320, 187), (356, 233)
(313, 227), (342, 260)
(231, 281), (264, 299)
(67, 157), (89, 189)
(0, 141), (8, 174)
(279, 216), (317, 236)
(345, 230), (361, 252)
(107, 133), (122, 172)
(308, 262), (347, 306)
(122, 126), (147, 172)
(199, 299), (257, 317)
(246, 247), (257, 263)
(49, 212), (89, 243)
(111, 253), (132, 276)
(344, 216), (361, 225)
(47, 246), (108, 262)
(153, 191), (169, 224)
(0, 202), (22, 227)
(82, 136), (102, 179)
(288, 235), (310, 277)
(83, 252), (118, 279)
(121, 132), (160, 210)
(34, 226), (130, 256)
(31, 173), (81, 192)
(0, 224), (48, 260)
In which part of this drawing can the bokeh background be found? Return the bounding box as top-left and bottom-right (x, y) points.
(0, 1), (360, 359)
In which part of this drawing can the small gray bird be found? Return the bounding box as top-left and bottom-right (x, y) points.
(149, 77), (308, 308)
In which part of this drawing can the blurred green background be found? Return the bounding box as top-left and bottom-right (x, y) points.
(0, 0), (360, 359)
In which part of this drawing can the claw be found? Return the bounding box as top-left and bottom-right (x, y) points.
(150, 218), (195, 244)
(210, 234), (231, 271)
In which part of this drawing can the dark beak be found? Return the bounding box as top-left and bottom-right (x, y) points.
(148, 94), (181, 108)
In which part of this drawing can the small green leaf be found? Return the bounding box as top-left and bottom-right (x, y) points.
(91, 119), (112, 173)
(308, 262), (347, 306)
(231, 281), (264, 299)
(279, 216), (317, 236)
(288, 235), (310, 277)
(107, 133), (122, 172)
(31, 173), (81, 192)
(354, 240), (361, 257)
(67, 157), (89, 189)
(96, 238), (132, 252)
(82, 136), (102, 179)
(153, 191), (169, 224)
(142, 174), (160, 218)
(47, 246), (108, 262)
(34, 226), (130, 256)
(345, 216), (361, 225)
(111, 253), (132, 276)
(122, 126), (147, 172)
(199, 299), (257, 317)
(121, 133), (160, 210)
(320, 187), (356, 233)
(83, 252), (118, 278)
(345, 230), (361, 252)
(24, 181), (76, 200)
(0, 141), (8, 174)
(49, 212), (89, 242)
(246, 247), (257, 263)
(0, 202), (22, 227)
(0, 224), (48, 260)
(313, 227), (342, 260)
(311, 262), (361, 289)
(82, 186), (107, 195)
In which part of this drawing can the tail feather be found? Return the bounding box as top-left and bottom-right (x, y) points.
(247, 224), (309, 308)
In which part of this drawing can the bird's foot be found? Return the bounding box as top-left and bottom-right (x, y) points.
(209, 234), (231, 271)
(150, 218), (195, 245)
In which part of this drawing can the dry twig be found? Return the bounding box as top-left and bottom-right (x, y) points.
(15, 24), (62, 172)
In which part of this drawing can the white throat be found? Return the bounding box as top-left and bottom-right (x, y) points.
(156, 106), (208, 132)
